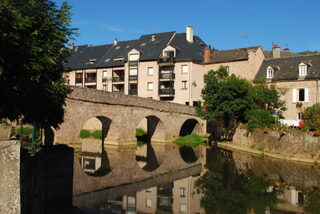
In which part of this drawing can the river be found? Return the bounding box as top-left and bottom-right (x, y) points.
(71, 145), (320, 214)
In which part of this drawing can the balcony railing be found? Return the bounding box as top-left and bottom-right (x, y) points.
(129, 75), (138, 80)
(129, 60), (138, 67)
(159, 88), (175, 95)
(75, 78), (82, 84)
(85, 77), (96, 83)
(159, 73), (175, 79)
(112, 76), (124, 82)
(158, 56), (175, 65)
(129, 89), (137, 95)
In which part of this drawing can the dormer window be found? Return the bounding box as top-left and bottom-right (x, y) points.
(114, 57), (124, 62)
(164, 50), (174, 58)
(299, 63), (307, 77)
(266, 66), (274, 79)
(85, 59), (96, 65)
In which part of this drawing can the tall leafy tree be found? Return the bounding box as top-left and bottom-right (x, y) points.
(0, 0), (75, 128)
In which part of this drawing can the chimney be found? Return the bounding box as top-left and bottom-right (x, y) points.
(204, 46), (211, 62)
(151, 35), (156, 42)
(113, 38), (118, 45)
(272, 44), (280, 58)
(186, 25), (194, 43)
(283, 48), (290, 52)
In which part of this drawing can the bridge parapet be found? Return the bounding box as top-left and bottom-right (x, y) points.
(69, 87), (197, 116)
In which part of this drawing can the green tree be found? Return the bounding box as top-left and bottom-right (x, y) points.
(303, 104), (320, 130)
(0, 0), (75, 129)
(197, 66), (256, 139)
(252, 80), (286, 112)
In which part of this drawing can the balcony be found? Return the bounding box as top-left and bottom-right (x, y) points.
(76, 78), (82, 84)
(129, 89), (137, 95)
(159, 88), (175, 95)
(85, 77), (96, 83)
(159, 73), (175, 80)
(112, 76), (124, 82)
(129, 60), (138, 67)
(158, 56), (175, 65)
(129, 75), (138, 81)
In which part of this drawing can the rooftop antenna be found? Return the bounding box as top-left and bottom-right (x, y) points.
(241, 32), (249, 46)
(153, 25), (157, 34)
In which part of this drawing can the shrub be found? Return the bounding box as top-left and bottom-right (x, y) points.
(246, 109), (276, 132)
(173, 134), (207, 147)
(303, 104), (320, 130)
(92, 130), (103, 139)
(80, 129), (91, 138)
(136, 128), (147, 137)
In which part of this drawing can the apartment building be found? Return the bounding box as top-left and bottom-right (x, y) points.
(255, 53), (320, 120)
(66, 26), (206, 106)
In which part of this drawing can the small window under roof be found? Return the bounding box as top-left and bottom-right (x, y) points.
(140, 43), (146, 47)
(126, 45), (130, 48)
(114, 57), (124, 62)
(115, 46), (120, 50)
(105, 58), (110, 62)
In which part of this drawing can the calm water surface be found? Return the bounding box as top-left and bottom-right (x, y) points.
(74, 146), (320, 214)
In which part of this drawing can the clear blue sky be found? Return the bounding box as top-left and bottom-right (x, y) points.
(56, 0), (320, 52)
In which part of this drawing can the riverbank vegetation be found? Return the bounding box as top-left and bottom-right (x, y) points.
(173, 134), (207, 147)
(80, 129), (102, 139)
(197, 66), (286, 141)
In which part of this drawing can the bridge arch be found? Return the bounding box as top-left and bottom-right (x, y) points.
(79, 116), (112, 176)
(135, 115), (165, 171)
(179, 118), (202, 136)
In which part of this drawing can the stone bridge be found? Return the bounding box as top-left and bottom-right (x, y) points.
(55, 87), (206, 147)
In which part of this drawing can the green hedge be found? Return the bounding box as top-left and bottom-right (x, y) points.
(80, 129), (103, 139)
(80, 129), (91, 138)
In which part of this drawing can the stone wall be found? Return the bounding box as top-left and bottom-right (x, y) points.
(232, 127), (320, 160)
(0, 140), (20, 214)
(69, 87), (197, 116)
(0, 126), (12, 140)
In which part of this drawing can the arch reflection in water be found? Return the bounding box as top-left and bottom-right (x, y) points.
(135, 116), (165, 171)
(179, 146), (199, 163)
(79, 116), (112, 176)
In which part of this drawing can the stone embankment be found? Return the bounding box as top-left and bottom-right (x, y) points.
(219, 127), (320, 163)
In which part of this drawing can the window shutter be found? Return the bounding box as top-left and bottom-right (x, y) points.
(292, 89), (297, 103)
(305, 88), (309, 102)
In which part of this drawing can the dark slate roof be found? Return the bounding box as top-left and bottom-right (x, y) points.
(205, 46), (260, 64)
(169, 33), (206, 62)
(263, 50), (300, 59)
(66, 44), (112, 70)
(255, 54), (320, 81)
(66, 31), (206, 70)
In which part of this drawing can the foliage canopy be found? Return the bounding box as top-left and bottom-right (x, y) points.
(0, 0), (75, 128)
(303, 104), (320, 130)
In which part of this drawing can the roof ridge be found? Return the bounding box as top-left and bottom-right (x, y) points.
(263, 54), (320, 62)
(213, 46), (260, 52)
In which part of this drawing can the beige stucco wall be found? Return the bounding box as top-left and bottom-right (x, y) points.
(273, 80), (319, 120)
(137, 61), (159, 99)
(204, 47), (265, 81)
(136, 187), (157, 213)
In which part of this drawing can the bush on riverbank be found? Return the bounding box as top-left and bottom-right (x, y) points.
(80, 129), (102, 139)
(303, 104), (320, 130)
(173, 134), (207, 147)
(246, 109), (276, 132)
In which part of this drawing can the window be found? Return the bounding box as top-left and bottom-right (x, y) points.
(147, 82), (153, 90)
(179, 187), (186, 197)
(266, 66), (274, 79)
(293, 88), (309, 102)
(146, 199), (152, 208)
(181, 65), (189, 73)
(181, 81), (187, 89)
(102, 85), (107, 91)
(148, 67), (154, 75)
(164, 50), (174, 58)
(146, 188), (152, 192)
(102, 71), (108, 82)
(298, 112), (304, 120)
(85, 72), (96, 83)
(179, 204), (187, 213)
(299, 63), (307, 77)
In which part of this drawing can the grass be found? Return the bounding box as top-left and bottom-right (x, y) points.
(173, 134), (207, 147)
(257, 147), (265, 152)
(136, 128), (147, 137)
(80, 129), (91, 138)
(92, 130), (102, 139)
